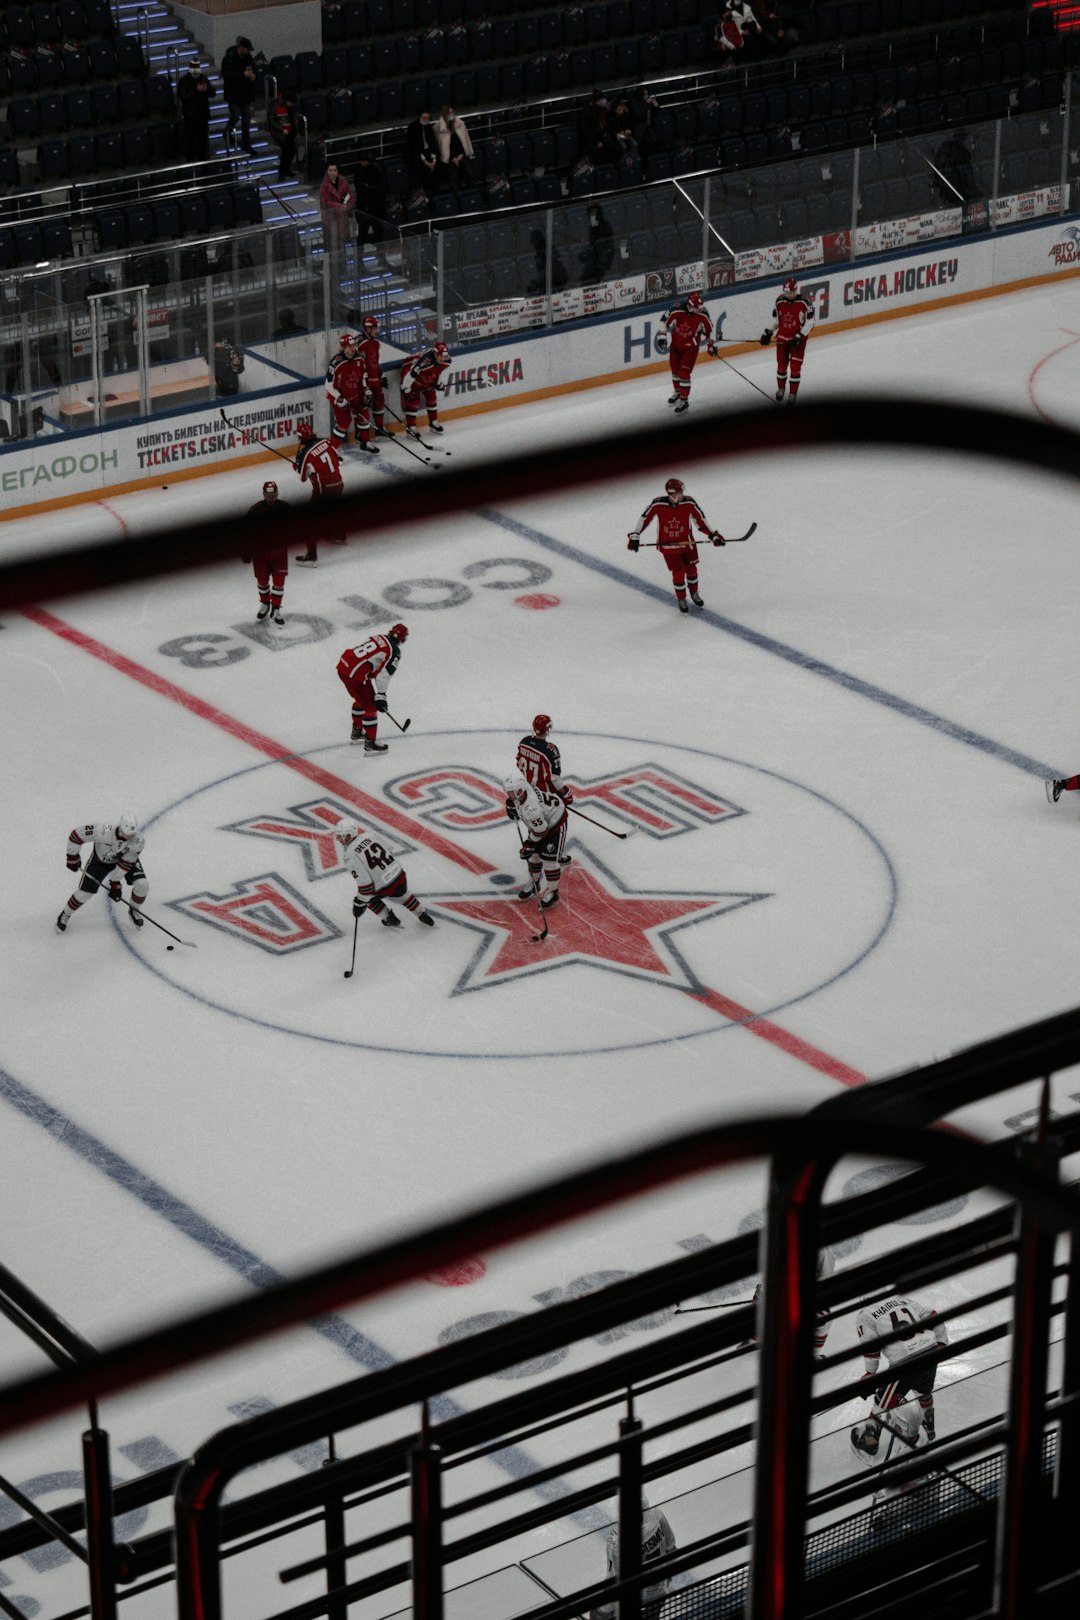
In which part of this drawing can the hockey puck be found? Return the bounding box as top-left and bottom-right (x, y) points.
(166, 944), (174, 950)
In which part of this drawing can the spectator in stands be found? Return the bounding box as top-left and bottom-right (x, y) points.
(579, 90), (620, 167)
(407, 109), (441, 195)
(268, 87), (298, 181)
(272, 308), (307, 339)
(435, 106), (476, 193)
(628, 85), (660, 153)
(178, 62), (213, 164)
(714, 4), (748, 66)
(526, 228), (569, 295)
(214, 338), (245, 396)
(755, 0), (799, 55)
(222, 35), (258, 154)
(580, 205), (616, 285)
(933, 131), (980, 203)
(731, 1), (764, 55)
(320, 161), (355, 248)
(354, 153), (389, 252)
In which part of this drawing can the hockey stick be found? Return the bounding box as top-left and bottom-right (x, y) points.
(383, 400), (451, 456)
(219, 407), (295, 463)
(385, 709), (411, 733)
(874, 1412), (989, 1507)
(710, 350), (778, 405)
(377, 424), (437, 470)
(566, 804), (629, 840)
(674, 1298), (755, 1314)
(343, 913), (360, 979)
(81, 869), (197, 948)
(514, 822), (549, 943)
(636, 523), (757, 546)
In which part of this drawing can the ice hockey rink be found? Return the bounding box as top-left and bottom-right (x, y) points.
(2, 278), (1080, 1619)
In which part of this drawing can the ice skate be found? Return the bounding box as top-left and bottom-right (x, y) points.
(417, 911), (435, 926)
(677, 598), (689, 614)
(1047, 779), (1065, 803)
(690, 590), (703, 607)
(257, 603), (271, 620)
(539, 889), (560, 911)
(129, 907), (144, 928)
(668, 392), (680, 404)
(295, 553), (317, 567)
(380, 909), (401, 927)
(428, 420), (444, 433)
(350, 723), (365, 744)
(358, 441), (380, 454)
(272, 609), (285, 625)
(518, 882), (537, 901)
(56, 910), (68, 933)
(364, 739), (389, 754)
(673, 398), (689, 415)
(775, 386), (786, 402)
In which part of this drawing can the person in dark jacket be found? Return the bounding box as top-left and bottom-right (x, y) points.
(222, 34), (257, 153)
(214, 338), (245, 396)
(267, 88), (297, 180)
(178, 61), (213, 163)
(354, 152), (389, 249)
(406, 109), (440, 194)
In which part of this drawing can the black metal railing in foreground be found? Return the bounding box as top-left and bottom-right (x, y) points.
(0, 1005), (1079, 1620)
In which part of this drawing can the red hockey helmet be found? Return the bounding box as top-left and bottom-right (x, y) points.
(532, 713), (552, 737)
(362, 315), (379, 335)
(339, 332), (356, 349)
(262, 479), (278, 495)
(686, 291), (704, 311)
(783, 276), (798, 294)
(389, 622), (409, 643)
(665, 477), (685, 497)
(434, 341), (450, 360)
(296, 421), (315, 441)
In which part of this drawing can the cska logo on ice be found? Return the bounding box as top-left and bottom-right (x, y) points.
(158, 728), (894, 1058)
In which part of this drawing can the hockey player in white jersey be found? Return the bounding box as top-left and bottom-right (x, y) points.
(856, 1292), (948, 1441)
(335, 820), (434, 928)
(504, 773), (569, 911)
(57, 815), (148, 933)
(741, 1245), (836, 1356)
(850, 1398), (930, 1528)
(590, 1494), (677, 1620)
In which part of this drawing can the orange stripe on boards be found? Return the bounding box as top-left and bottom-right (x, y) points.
(686, 986), (866, 1086)
(22, 606), (496, 878)
(5, 262), (1079, 521)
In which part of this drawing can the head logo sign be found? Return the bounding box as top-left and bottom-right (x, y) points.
(136, 730), (895, 1059)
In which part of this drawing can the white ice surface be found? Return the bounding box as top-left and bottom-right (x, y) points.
(3, 281), (1080, 1618)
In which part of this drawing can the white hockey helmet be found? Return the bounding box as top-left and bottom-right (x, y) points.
(335, 818), (361, 848)
(116, 813), (138, 840)
(850, 1419), (881, 1458)
(503, 773), (527, 801)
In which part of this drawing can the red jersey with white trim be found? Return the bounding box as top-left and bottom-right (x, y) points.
(326, 353), (364, 405)
(516, 733), (563, 794)
(401, 348), (450, 393)
(355, 336), (381, 387)
(768, 291), (814, 343)
(663, 302), (713, 351)
(635, 493), (714, 553)
(294, 436), (343, 496)
(336, 633), (401, 692)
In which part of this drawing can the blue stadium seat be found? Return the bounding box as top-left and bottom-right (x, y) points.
(148, 123), (176, 163)
(67, 133), (96, 174)
(38, 138), (69, 178)
(95, 208), (126, 250)
(92, 82), (118, 123)
(117, 79), (147, 121)
(269, 55), (296, 93)
(347, 43), (373, 79)
(124, 203), (155, 244)
(446, 24), (470, 65)
(179, 194), (207, 235)
(301, 94), (328, 132)
(398, 36), (421, 74)
(94, 129), (121, 170)
(403, 79), (427, 116)
(206, 190), (235, 232)
(152, 199), (180, 241)
(9, 97), (40, 140)
(377, 82), (403, 118)
(58, 2), (88, 38)
(500, 63), (523, 100)
(524, 58), (548, 97)
(536, 172), (562, 202)
(121, 126), (148, 167)
(61, 48), (90, 85)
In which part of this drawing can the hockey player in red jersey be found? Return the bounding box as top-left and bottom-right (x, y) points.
(504, 774), (569, 911)
(326, 333), (357, 449)
(760, 276), (815, 402)
(655, 291), (715, 414)
(244, 479), (290, 624)
(628, 477), (726, 613)
(516, 714), (570, 800)
(400, 341), (451, 437)
(335, 819), (435, 927)
(336, 624), (409, 751)
(293, 422), (344, 566)
(356, 315), (387, 438)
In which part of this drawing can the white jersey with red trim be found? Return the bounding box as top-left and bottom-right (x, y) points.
(66, 822), (146, 868)
(516, 782), (566, 840)
(855, 1294), (947, 1370)
(345, 835), (404, 898)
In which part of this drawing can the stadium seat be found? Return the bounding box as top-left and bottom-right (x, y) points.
(94, 129), (121, 171)
(121, 126), (148, 167)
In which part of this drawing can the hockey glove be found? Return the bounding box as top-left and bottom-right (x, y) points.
(109, 880), (124, 903)
(711, 531), (726, 546)
(375, 695), (388, 712)
(759, 331), (771, 345)
(352, 897), (367, 918)
(707, 344), (717, 358)
(505, 799), (519, 820)
(557, 786), (573, 804)
(653, 331), (669, 353)
(627, 532), (640, 551)
(518, 842), (538, 860)
(66, 853), (81, 872)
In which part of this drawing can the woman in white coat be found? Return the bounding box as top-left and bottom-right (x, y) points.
(435, 106), (475, 190)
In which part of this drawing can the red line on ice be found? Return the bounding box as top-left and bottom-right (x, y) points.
(1026, 331), (1080, 426)
(26, 607), (867, 1085)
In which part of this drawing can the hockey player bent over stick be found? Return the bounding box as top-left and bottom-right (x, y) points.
(504, 774), (570, 936)
(57, 814), (148, 934)
(336, 820), (435, 931)
(628, 477), (727, 613)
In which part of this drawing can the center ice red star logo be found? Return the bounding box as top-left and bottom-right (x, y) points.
(437, 844), (769, 993)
